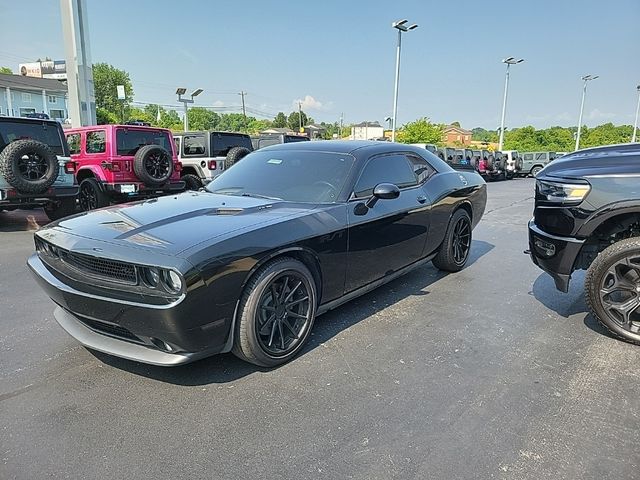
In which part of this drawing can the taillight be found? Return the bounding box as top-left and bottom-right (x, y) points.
(208, 160), (217, 170)
(64, 161), (76, 174)
(175, 162), (183, 172)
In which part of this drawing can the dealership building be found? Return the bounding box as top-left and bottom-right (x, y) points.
(0, 73), (68, 121)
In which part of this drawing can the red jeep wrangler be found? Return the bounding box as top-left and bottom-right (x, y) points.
(65, 125), (184, 210)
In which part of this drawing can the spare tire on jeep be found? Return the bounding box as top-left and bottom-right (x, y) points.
(0, 139), (59, 193)
(225, 146), (251, 169)
(133, 145), (173, 186)
(486, 155), (495, 171)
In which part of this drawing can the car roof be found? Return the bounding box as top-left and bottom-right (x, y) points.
(0, 115), (60, 127)
(566, 143), (640, 155)
(258, 140), (428, 156)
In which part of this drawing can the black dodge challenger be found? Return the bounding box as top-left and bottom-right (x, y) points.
(29, 141), (487, 367)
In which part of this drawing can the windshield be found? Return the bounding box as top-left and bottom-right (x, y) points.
(206, 150), (356, 203)
(116, 128), (173, 156)
(0, 120), (66, 156)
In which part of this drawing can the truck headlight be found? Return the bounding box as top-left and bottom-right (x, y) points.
(536, 180), (590, 205)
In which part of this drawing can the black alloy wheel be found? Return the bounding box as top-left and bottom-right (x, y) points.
(18, 153), (50, 181)
(256, 272), (312, 356)
(144, 151), (172, 180)
(79, 178), (109, 211)
(451, 216), (472, 265)
(586, 237), (640, 344)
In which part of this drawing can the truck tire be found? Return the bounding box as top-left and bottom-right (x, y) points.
(133, 145), (173, 186)
(182, 173), (203, 191)
(0, 139), (59, 193)
(225, 146), (251, 169)
(585, 237), (640, 345)
(44, 197), (76, 222)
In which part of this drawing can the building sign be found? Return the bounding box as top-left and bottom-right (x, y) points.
(19, 60), (67, 80)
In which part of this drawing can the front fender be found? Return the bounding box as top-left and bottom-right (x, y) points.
(576, 201), (640, 237)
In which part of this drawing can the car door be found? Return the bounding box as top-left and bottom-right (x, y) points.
(345, 153), (431, 293)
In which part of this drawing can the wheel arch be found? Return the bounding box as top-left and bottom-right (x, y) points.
(76, 166), (102, 183)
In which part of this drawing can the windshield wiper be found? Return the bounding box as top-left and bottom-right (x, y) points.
(240, 192), (283, 201)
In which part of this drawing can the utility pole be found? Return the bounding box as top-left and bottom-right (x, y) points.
(238, 91), (247, 132)
(298, 101), (303, 133)
(632, 85), (640, 143)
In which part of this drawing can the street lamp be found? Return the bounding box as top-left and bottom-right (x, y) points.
(391, 18), (418, 142)
(498, 57), (524, 150)
(632, 84), (640, 143)
(575, 75), (598, 151)
(176, 87), (203, 131)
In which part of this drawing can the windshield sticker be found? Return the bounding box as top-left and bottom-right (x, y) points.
(267, 158), (282, 164)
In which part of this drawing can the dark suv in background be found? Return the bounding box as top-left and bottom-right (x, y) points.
(528, 143), (640, 345)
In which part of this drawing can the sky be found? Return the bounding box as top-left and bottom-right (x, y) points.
(1, 0), (639, 130)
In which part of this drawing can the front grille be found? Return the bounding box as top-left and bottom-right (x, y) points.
(58, 249), (137, 284)
(78, 317), (141, 342)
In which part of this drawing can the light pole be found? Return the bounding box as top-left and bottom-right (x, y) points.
(632, 84), (640, 143)
(498, 57), (524, 151)
(176, 87), (203, 131)
(575, 75), (598, 151)
(391, 19), (418, 142)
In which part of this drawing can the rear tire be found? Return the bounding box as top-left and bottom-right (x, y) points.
(585, 237), (640, 345)
(44, 197), (76, 221)
(232, 257), (317, 367)
(531, 165), (543, 177)
(78, 178), (109, 211)
(182, 173), (203, 191)
(432, 209), (472, 272)
(225, 146), (251, 169)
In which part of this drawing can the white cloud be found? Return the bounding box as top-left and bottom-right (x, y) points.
(212, 100), (225, 107)
(293, 95), (330, 111)
(586, 108), (616, 120)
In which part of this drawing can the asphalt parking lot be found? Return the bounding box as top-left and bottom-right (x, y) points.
(1, 178), (638, 480)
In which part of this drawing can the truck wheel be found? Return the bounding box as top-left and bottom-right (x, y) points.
(225, 147), (251, 169)
(0, 139), (59, 193)
(531, 165), (543, 177)
(432, 209), (472, 272)
(585, 237), (640, 345)
(44, 197), (76, 222)
(182, 173), (203, 191)
(79, 178), (109, 211)
(133, 145), (173, 186)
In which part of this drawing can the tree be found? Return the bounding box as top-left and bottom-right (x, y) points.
(472, 127), (498, 143)
(0, 66), (12, 74)
(159, 109), (182, 130)
(218, 113), (249, 132)
(287, 111), (310, 132)
(92, 63), (133, 116)
(187, 108), (220, 131)
(273, 112), (288, 128)
(96, 107), (118, 125)
(397, 118), (445, 145)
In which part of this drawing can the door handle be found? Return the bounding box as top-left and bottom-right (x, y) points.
(417, 195), (428, 204)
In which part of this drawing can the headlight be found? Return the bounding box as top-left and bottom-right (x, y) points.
(536, 180), (590, 204)
(162, 270), (183, 294)
(141, 267), (160, 287)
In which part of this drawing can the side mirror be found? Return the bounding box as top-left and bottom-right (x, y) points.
(365, 183), (400, 208)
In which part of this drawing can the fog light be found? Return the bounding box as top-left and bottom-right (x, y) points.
(534, 238), (556, 257)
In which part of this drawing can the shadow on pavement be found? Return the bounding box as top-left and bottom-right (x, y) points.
(92, 239), (495, 385)
(530, 270), (587, 318)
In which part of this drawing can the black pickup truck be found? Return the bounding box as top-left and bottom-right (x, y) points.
(528, 143), (640, 344)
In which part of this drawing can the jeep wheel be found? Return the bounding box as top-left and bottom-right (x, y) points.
(531, 165), (543, 177)
(0, 139), (59, 193)
(225, 146), (251, 169)
(79, 178), (109, 211)
(585, 237), (640, 345)
(133, 145), (173, 186)
(44, 197), (76, 222)
(182, 173), (203, 191)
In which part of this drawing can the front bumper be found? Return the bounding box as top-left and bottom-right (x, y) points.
(28, 254), (229, 366)
(528, 219), (584, 292)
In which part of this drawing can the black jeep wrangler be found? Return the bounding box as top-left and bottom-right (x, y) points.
(0, 117), (78, 221)
(528, 143), (640, 344)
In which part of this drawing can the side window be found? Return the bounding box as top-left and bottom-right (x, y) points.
(86, 130), (106, 154)
(66, 133), (81, 155)
(183, 135), (206, 156)
(407, 154), (435, 184)
(534, 152), (546, 162)
(524, 153), (533, 161)
(353, 154), (417, 198)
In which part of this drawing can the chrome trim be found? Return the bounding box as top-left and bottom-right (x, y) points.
(528, 219), (584, 244)
(28, 254), (185, 309)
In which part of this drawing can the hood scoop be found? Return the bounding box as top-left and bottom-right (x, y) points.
(214, 207), (244, 216)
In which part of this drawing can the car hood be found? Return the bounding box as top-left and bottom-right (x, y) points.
(541, 152), (640, 179)
(43, 192), (320, 256)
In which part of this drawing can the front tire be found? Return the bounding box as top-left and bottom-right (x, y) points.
(233, 257), (317, 367)
(432, 209), (472, 272)
(585, 237), (640, 345)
